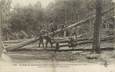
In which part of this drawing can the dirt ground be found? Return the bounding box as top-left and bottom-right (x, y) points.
(1, 40), (115, 72)
(1, 52), (115, 72)
(7, 50), (115, 64)
(1, 48), (115, 72)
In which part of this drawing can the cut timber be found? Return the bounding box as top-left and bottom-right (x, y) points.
(5, 7), (115, 51)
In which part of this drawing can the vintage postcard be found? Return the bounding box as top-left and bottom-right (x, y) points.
(0, 0), (115, 72)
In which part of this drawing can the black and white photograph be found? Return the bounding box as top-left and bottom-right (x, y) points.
(0, 0), (115, 72)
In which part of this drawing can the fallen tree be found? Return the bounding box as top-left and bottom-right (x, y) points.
(6, 38), (39, 51)
(7, 34), (113, 51)
(10, 47), (114, 52)
(6, 7), (115, 51)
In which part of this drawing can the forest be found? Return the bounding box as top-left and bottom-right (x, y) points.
(0, 0), (114, 40)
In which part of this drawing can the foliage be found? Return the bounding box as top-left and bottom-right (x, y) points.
(9, 2), (46, 36)
(7, 0), (114, 39)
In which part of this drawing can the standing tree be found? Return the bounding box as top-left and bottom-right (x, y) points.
(92, 0), (102, 53)
(0, 0), (11, 57)
(0, 0), (4, 57)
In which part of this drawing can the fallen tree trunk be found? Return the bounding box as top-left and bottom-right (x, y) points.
(59, 35), (113, 47)
(5, 7), (114, 51)
(10, 47), (114, 52)
(6, 38), (39, 51)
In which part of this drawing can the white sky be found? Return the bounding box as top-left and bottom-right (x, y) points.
(11, 0), (115, 8)
(12, 0), (55, 8)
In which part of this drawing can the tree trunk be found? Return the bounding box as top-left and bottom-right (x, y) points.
(6, 38), (39, 51)
(92, 0), (102, 53)
(0, 11), (4, 57)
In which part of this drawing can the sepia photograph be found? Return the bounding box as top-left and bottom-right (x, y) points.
(0, 0), (115, 72)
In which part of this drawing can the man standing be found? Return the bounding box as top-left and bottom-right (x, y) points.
(38, 35), (44, 48)
(68, 31), (77, 49)
(44, 35), (53, 48)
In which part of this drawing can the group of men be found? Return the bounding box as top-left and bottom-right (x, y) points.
(38, 23), (56, 48)
(38, 35), (53, 48)
(38, 23), (78, 49)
